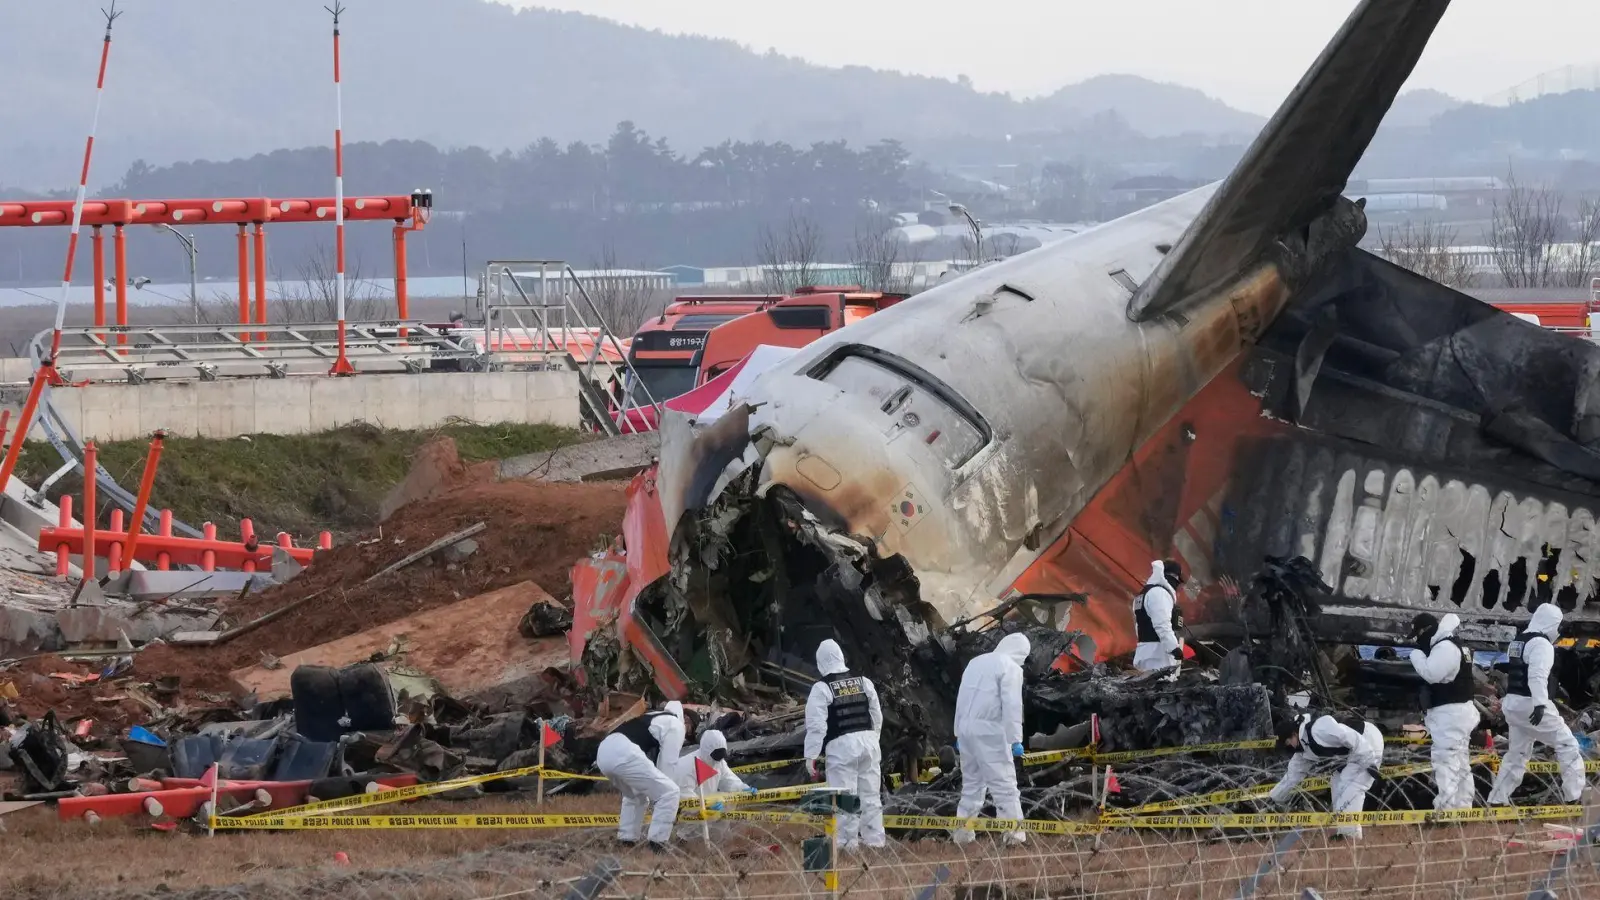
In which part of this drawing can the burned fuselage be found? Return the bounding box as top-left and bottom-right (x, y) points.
(653, 1), (1461, 687)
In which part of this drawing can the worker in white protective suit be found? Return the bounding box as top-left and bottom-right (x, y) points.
(1270, 712), (1385, 840)
(1408, 612), (1482, 811)
(1488, 603), (1589, 805)
(596, 700), (686, 850)
(671, 728), (758, 840)
(1132, 559), (1185, 672)
(804, 640), (885, 850)
(952, 632), (1031, 845)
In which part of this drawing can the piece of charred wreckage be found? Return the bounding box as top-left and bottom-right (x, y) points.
(573, 0), (1600, 760)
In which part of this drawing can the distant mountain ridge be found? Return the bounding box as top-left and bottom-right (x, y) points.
(2, 0), (1264, 191)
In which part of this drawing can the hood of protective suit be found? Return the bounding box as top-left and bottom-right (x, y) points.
(1528, 603), (1563, 640)
(996, 633), (1031, 666)
(816, 639), (849, 676)
(1145, 561), (1170, 588)
(662, 700), (684, 721)
(697, 729), (728, 760)
(1431, 614), (1460, 646)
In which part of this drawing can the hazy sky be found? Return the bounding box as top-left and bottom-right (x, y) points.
(501, 1), (1599, 113)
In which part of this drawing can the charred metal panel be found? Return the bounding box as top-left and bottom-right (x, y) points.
(1221, 433), (1600, 626)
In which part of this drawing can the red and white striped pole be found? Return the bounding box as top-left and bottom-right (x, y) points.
(0, 3), (121, 492)
(328, 2), (355, 375)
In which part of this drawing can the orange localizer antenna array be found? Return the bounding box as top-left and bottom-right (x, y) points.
(0, 4), (122, 493)
(328, 2), (355, 375)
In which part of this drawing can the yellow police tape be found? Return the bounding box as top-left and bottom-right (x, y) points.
(262, 771), (806, 822)
(213, 803), (1584, 832)
(739, 734), (1431, 776)
(1126, 761), (1440, 814)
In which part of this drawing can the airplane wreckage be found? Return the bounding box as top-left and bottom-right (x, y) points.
(571, 0), (1600, 757)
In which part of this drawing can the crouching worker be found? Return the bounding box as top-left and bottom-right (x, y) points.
(672, 729), (759, 839)
(1488, 603), (1589, 806)
(805, 639), (887, 851)
(1271, 712), (1385, 840)
(596, 700), (686, 851)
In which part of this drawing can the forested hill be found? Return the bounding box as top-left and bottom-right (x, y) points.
(2, 0), (1261, 191)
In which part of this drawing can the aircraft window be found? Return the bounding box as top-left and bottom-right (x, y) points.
(768, 306), (831, 329)
(809, 347), (990, 469)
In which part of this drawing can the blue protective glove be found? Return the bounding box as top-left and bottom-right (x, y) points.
(1011, 742), (1025, 758)
(708, 801), (725, 811)
(952, 738), (959, 752)
(745, 786), (760, 795)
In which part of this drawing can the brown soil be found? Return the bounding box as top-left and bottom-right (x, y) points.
(129, 477), (627, 705)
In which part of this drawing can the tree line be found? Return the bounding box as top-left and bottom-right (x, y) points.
(0, 123), (922, 286)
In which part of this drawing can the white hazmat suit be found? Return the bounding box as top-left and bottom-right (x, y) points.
(1270, 713), (1384, 839)
(1133, 561), (1182, 672)
(804, 640), (885, 850)
(672, 729), (753, 840)
(1488, 603), (1588, 805)
(673, 729), (751, 796)
(1409, 614), (1482, 811)
(953, 632), (1031, 844)
(596, 700), (685, 845)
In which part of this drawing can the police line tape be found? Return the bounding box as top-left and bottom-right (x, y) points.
(258, 767), (805, 822)
(1126, 760), (1440, 814)
(213, 802), (1584, 833)
(737, 733), (1435, 776)
(1121, 755), (1600, 815)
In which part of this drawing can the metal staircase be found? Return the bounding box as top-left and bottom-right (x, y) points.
(477, 260), (661, 435)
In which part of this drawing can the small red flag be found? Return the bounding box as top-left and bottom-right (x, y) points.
(1106, 772), (1123, 794)
(695, 756), (718, 786)
(542, 722), (562, 748)
(1181, 643), (1197, 660)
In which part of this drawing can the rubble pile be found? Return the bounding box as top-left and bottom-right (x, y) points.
(0, 474), (628, 813)
(166, 477), (627, 686)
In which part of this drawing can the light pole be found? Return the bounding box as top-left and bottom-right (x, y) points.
(153, 224), (199, 323)
(949, 203), (983, 267)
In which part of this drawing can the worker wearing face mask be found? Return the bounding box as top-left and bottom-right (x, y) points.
(674, 729), (756, 797)
(1488, 603), (1589, 806)
(1408, 613), (1481, 811)
(1271, 712), (1385, 840)
(672, 728), (759, 840)
(804, 640), (886, 851)
(952, 632), (1032, 845)
(1133, 559), (1185, 672)
(596, 700), (686, 851)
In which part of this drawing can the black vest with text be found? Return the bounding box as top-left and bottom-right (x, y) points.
(1134, 586), (1165, 643)
(1506, 631), (1548, 698)
(609, 711), (670, 759)
(823, 672), (874, 744)
(1422, 639), (1476, 709)
(1301, 714), (1367, 758)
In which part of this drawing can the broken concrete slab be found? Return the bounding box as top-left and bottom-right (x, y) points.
(498, 431), (659, 483)
(55, 605), (209, 646)
(118, 570), (277, 602)
(231, 580), (570, 708)
(0, 604), (64, 658)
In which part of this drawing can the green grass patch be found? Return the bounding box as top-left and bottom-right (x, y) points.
(14, 421), (587, 541)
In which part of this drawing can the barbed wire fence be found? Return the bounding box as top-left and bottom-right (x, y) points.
(56, 744), (1598, 900)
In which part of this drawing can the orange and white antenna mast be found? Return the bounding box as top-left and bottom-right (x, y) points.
(327, 2), (356, 375)
(0, 2), (123, 490)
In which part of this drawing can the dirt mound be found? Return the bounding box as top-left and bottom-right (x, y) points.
(135, 477), (628, 701)
(379, 436), (479, 522)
